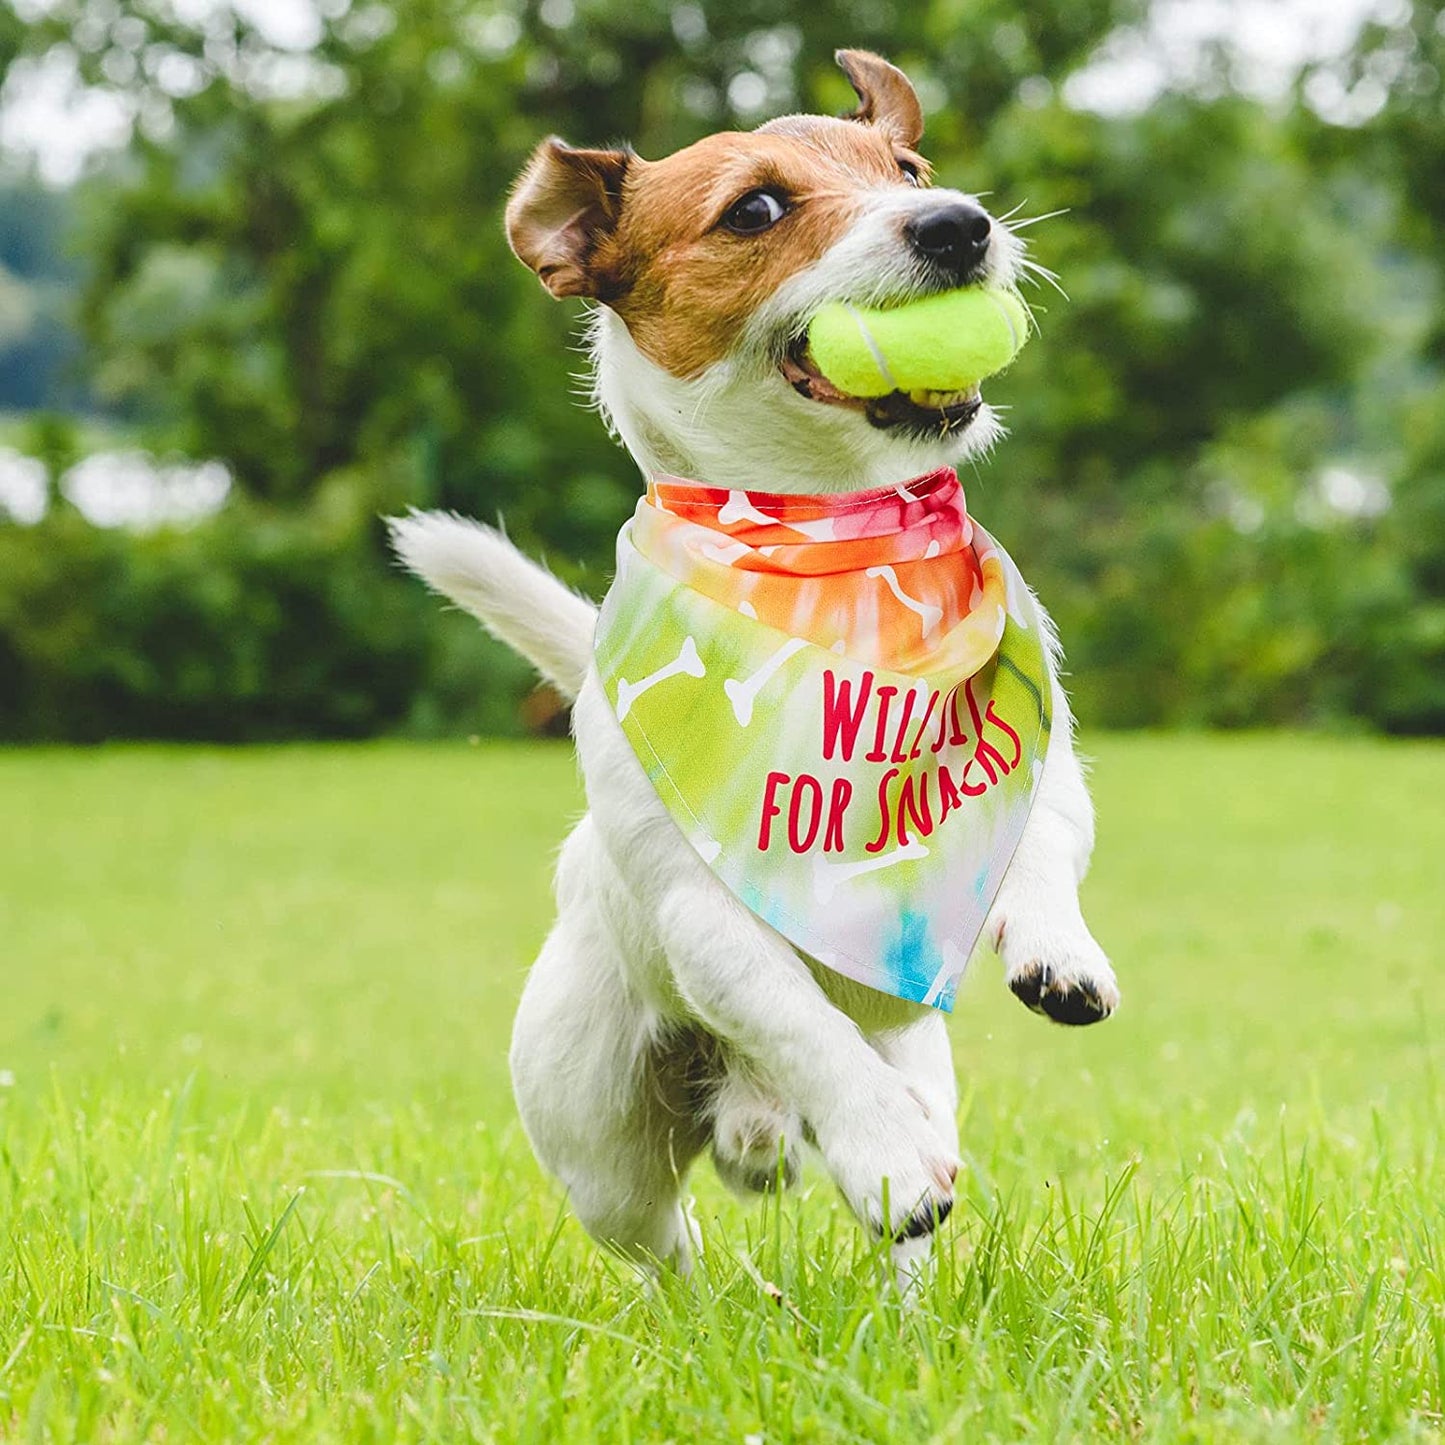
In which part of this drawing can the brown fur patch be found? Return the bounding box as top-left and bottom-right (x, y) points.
(835, 49), (925, 148)
(587, 118), (927, 379)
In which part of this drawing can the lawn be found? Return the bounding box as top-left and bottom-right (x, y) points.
(2, 736), (1443, 1442)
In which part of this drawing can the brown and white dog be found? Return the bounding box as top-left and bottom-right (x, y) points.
(390, 50), (1119, 1278)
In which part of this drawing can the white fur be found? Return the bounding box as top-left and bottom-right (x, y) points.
(387, 511), (595, 697)
(391, 200), (1118, 1281)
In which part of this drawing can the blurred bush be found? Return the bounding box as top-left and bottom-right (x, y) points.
(0, 478), (554, 740)
(0, 485), (411, 740)
(0, 0), (1442, 737)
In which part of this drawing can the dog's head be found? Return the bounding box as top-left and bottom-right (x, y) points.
(506, 50), (1029, 493)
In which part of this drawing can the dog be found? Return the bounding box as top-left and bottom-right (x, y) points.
(390, 49), (1119, 1279)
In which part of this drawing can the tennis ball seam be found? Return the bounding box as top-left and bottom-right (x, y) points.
(987, 290), (1022, 351)
(841, 302), (900, 394)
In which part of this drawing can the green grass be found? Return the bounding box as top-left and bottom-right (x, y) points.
(2, 736), (1444, 1442)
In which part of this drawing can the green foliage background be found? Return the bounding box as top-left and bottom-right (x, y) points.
(1, 0), (1443, 737)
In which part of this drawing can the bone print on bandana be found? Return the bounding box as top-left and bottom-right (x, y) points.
(594, 467), (1051, 1011)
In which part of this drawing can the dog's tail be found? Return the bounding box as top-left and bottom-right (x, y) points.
(387, 512), (598, 701)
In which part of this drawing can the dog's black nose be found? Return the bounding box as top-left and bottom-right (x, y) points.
(905, 201), (993, 283)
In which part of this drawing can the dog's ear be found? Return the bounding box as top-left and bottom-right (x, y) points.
(506, 138), (631, 299)
(835, 49), (924, 149)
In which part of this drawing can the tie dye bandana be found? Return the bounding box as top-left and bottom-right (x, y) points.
(593, 467), (1051, 1011)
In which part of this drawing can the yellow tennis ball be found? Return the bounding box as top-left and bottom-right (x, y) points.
(806, 287), (1031, 398)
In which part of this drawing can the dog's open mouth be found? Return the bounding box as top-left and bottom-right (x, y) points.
(781, 337), (983, 438)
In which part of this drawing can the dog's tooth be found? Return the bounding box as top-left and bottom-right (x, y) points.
(907, 387), (977, 408)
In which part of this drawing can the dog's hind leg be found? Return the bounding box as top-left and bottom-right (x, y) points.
(708, 1062), (803, 1196)
(509, 819), (710, 1272)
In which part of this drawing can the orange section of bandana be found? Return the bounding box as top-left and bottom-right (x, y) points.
(637, 468), (1009, 678)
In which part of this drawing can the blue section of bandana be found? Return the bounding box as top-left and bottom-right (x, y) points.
(885, 909), (940, 1004)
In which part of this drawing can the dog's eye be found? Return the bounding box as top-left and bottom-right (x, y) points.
(898, 158), (923, 187)
(721, 189), (789, 235)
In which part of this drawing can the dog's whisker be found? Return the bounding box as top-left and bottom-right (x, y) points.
(1018, 257), (1064, 282)
(1010, 287), (1043, 332)
(1004, 208), (1070, 232)
(1018, 261), (1069, 301)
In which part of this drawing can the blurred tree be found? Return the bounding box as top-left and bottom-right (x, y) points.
(1292, 0), (1445, 732)
(1316, 0), (1445, 358)
(20, 410), (81, 483)
(0, 182), (91, 412)
(7, 0), (1143, 572)
(0, 5), (21, 72)
(0, 485), (429, 740)
(969, 92), (1382, 724)
(0, 0), (1439, 736)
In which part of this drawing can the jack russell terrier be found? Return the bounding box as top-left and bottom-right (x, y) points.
(390, 49), (1120, 1280)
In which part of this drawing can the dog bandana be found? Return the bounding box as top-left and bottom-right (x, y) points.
(593, 467), (1051, 1011)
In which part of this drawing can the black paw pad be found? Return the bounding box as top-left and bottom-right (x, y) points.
(1040, 985), (1110, 1026)
(1010, 964), (1113, 1026)
(892, 1195), (953, 1242)
(1009, 964), (1050, 1013)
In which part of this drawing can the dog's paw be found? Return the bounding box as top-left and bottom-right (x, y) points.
(813, 1077), (959, 1241)
(997, 917), (1120, 1026)
(711, 1091), (802, 1195)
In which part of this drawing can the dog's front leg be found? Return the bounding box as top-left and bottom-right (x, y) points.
(986, 676), (1120, 1024)
(655, 875), (960, 1241)
(871, 1013), (961, 1284)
